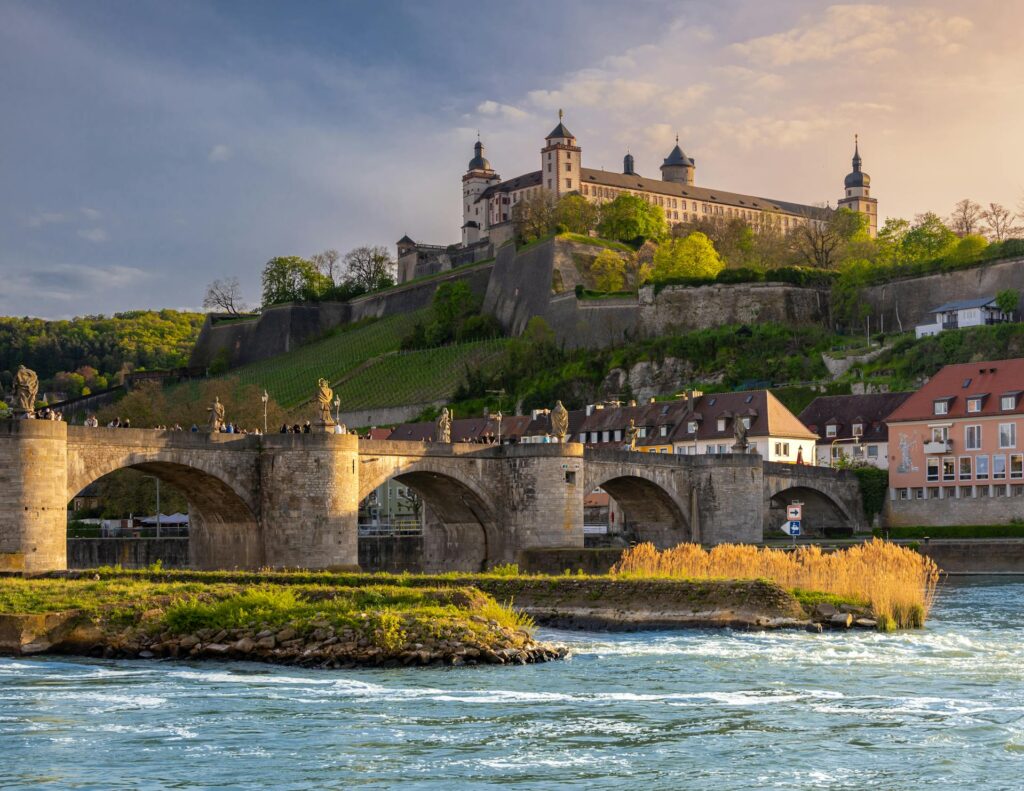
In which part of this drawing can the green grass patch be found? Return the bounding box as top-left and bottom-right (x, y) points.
(331, 338), (509, 410)
(791, 588), (868, 611)
(874, 524), (1024, 540)
(557, 232), (633, 252)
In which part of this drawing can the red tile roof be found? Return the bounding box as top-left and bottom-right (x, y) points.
(886, 359), (1024, 423)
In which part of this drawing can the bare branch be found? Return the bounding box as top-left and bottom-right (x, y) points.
(202, 277), (248, 315)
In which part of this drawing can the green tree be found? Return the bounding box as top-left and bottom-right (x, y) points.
(996, 289), (1020, 316)
(512, 190), (558, 243)
(831, 258), (875, 328)
(590, 250), (627, 292)
(421, 281), (481, 346)
(597, 194), (668, 244)
(260, 256), (330, 306)
(945, 234), (988, 268)
(553, 193), (599, 235)
(342, 246), (396, 292)
(650, 232), (724, 283)
(790, 207), (866, 270)
(901, 212), (958, 262)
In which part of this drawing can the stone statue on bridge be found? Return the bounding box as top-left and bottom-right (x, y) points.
(732, 415), (749, 452)
(550, 400), (569, 442)
(207, 396), (225, 432)
(12, 365), (39, 418)
(436, 407), (452, 443)
(316, 378), (335, 427)
(626, 418), (639, 450)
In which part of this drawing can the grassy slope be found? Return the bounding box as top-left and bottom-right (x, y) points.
(333, 339), (509, 411)
(221, 312), (425, 408)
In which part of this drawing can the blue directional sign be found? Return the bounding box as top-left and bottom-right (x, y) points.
(782, 520), (801, 536)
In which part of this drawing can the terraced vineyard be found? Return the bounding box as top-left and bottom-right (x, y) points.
(331, 339), (510, 411)
(224, 312), (426, 408)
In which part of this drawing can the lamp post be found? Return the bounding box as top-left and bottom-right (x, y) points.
(334, 396), (341, 426)
(261, 389), (269, 435)
(495, 410), (503, 445)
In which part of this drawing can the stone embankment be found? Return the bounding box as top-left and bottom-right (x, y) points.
(0, 609), (566, 668)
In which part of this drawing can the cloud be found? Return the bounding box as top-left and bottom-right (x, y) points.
(25, 211), (68, 228)
(476, 100), (529, 120)
(208, 143), (232, 162)
(77, 227), (108, 243)
(731, 5), (973, 67)
(80, 207), (101, 220)
(4, 264), (148, 304)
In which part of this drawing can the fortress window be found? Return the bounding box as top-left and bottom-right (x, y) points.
(565, 179), (572, 189)
(565, 162), (571, 172)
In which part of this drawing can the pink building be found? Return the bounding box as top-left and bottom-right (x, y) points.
(886, 359), (1024, 525)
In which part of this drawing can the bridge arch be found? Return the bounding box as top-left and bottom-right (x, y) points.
(358, 457), (502, 573)
(766, 484), (857, 537)
(588, 472), (692, 548)
(66, 447), (262, 569)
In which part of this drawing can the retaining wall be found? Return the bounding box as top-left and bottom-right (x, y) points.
(67, 538), (190, 569)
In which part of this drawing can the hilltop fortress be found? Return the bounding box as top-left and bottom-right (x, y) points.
(397, 114), (876, 282)
(190, 118), (1019, 371)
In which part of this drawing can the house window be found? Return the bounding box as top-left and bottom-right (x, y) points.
(1001, 395), (1017, 410)
(825, 425), (837, 437)
(867, 445), (879, 458)
(993, 455), (1007, 479)
(660, 425), (668, 437)
(742, 417), (751, 429)
(933, 400), (949, 415)
(614, 430), (623, 442)
(717, 418), (726, 432)
(687, 421), (697, 434)
(977, 455), (989, 479)
(967, 398), (982, 413)
(932, 426), (949, 443)
(589, 432), (598, 443)
(926, 459), (940, 482)
(1011, 454), (1024, 479)
(638, 427), (647, 438)
(965, 425), (982, 450)
(999, 423), (1016, 449)
(601, 431), (610, 443)
(959, 456), (972, 480)
(852, 423), (863, 437)
(578, 433), (587, 443)
(942, 457), (955, 481)
(565, 179), (572, 189)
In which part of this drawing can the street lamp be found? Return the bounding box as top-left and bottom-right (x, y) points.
(495, 410), (503, 445)
(334, 396), (341, 426)
(261, 389), (269, 435)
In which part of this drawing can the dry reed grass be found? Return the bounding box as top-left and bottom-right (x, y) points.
(611, 539), (941, 629)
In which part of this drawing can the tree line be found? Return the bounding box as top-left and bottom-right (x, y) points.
(204, 246), (398, 314)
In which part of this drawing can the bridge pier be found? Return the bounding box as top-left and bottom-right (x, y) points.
(259, 433), (361, 570)
(0, 420), (68, 573)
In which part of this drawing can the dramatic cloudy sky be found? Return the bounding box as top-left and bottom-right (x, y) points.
(2, 0), (1022, 318)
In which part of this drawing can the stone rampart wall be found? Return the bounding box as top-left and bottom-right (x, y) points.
(639, 282), (830, 335)
(189, 262), (495, 371)
(862, 256), (1024, 332)
(917, 539), (1024, 574)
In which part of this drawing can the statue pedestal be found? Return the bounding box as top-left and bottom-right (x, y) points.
(314, 420), (336, 434)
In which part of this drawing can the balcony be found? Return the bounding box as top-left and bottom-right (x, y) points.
(923, 440), (952, 454)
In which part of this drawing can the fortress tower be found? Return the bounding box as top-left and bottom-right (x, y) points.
(660, 135), (695, 186)
(462, 137), (500, 245)
(540, 110), (581, 198)
(837, 135), (877, 237)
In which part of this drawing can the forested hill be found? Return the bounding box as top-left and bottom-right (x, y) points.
(0, 310), (204, 396)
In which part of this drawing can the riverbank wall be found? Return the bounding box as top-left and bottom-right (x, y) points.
(68, 538), (190, 570)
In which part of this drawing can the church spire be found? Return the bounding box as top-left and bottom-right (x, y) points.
(852, 134), (862, 172)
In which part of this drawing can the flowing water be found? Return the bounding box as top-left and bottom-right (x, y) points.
(1, 577), (1023, 790)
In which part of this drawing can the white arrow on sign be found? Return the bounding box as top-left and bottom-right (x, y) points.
(782, 520), (801, 536)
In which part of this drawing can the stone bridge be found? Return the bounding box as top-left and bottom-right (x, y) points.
(0, 421), (865, 573)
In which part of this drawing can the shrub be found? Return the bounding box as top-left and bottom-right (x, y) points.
(716, 267), (764, 284)
(611, 539), (940, 629)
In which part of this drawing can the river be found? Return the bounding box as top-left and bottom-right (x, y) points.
(1, 577), (1022, 790)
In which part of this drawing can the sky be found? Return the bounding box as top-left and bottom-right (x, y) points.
(1, 0), (1023, 319)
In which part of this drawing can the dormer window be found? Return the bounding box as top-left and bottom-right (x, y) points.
(660, 425), (668, 437)
(687, 421), (698, 433)
(742, 417), (751, 429)
(716, 418), (726, 432)
(967, 398), (982, 413)
(934, 400), (949, 416)
(825, 425), (837, 438)
(852, 423), (863, 437)
(1002, 394), (1019, 411)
